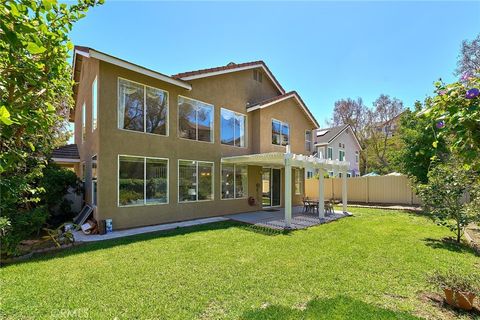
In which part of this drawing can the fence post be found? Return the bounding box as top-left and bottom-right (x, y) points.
(366, 176), (369, 204)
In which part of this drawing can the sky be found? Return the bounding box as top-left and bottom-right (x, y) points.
(69, 1), (480, 127)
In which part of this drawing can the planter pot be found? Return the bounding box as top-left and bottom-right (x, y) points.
(443, 288), (476, 311)
(455, 291), (476, 311)
(443, 288), (455, 306)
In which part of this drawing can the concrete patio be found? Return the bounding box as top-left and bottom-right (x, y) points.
(227, 206), (352, 230)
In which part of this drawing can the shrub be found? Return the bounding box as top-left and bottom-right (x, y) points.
(428, 269), (480, 294)
(417, 160), (480, 243)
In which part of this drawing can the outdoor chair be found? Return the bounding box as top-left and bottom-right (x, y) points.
(324, 200), (334, 215)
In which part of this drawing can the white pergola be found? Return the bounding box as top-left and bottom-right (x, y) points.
(221, 147), (350, 228)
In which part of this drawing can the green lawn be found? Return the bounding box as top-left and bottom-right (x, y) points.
(1, 208), (478, 319)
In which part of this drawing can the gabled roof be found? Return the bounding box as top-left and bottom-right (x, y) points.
(246, 91), (319, 128)
(73, 46), (192, 90)
(314, 124), (362, 150)
(51, 144), (80, 162)
(172, 61), (285, 94)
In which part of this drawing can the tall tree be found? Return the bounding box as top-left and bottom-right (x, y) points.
(366, 94), (405, 170)
(0, 0), (102, 255)
(455, 33), (480, 77)
(328, 97), (369, 171)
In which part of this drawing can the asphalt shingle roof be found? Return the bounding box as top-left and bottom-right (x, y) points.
(314, 124), (349, 144)
(51, 144), (79, 160)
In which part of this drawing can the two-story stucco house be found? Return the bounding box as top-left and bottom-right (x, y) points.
(61, 46), (354, 230)
(311, 125), (362, 177)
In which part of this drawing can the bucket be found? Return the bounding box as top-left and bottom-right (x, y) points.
(105, 219), (113, 233)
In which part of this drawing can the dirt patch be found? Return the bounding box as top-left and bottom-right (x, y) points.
(418, 292), (480, 320)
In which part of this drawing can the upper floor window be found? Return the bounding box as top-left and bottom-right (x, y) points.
(221, 108), (245, 147)
(253, 69), (263, 83)
(339, 149), (345, 161)
(272, 119), (289, 146)
(82, 102), (86, 143)
(355, 151), (359, 163)
(178, 96), (213, 143)
(118, 78), (168, 135)
(92, 77), (98, 131)
(327, 147), (333, 160)
(305, 130), (311, 151)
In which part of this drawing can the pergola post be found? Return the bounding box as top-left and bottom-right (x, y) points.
(284, 154), (292, 228)
(342, 168), (348, 213)
(318, 169), (325, 218)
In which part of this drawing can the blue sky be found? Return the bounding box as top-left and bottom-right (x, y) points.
(70, 1), (480, 126)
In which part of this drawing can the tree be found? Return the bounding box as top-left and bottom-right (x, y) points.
(365, 94), (405, 171)
(0, 0), (102, 255)
(417, 161), (480, 243)
(424, 74), (480, 170)
(328, 98), (370, 172)
(455, 33), (480, 77)
(393, 102), (449, 183)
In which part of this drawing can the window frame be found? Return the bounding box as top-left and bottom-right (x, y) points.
(117, 77), (170, 137)
(271, 118), (290, 147)
(92, 76), (98, 132)
(177, 159), (215, 203)
(92, 154), (97, 207)
(355, 151), (359, 163)
(305, 130), (312, 152)
(220, 107), (247, 148)
(339, 149), (345, 162)
(82, 102), (86, 143)
(294, 168), (303, 195)
(117, 154), (169, 207)
(221, 164), (248, 200)
(327, 147), (333, 160)
(177, 95), (215, 144)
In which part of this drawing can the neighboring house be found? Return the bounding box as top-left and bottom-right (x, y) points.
(375, 111), (405, 138)
(60, 46), (323, 230)
(309, 124), (362, 177)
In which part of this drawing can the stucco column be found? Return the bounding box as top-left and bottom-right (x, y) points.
(342, 168), (348, 213)
(284, 155), (292, 228)
(318, 168), (325, 218)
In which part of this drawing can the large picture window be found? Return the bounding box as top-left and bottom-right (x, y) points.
(118, 155), (168, 207)
(178, 160), (214, 202)
(221, 164), (247, 199)
(178, 96), (213, 142)
(118, 78), (168, 135)
(221, 108), (245, 147)
(272, 119), (289, 146)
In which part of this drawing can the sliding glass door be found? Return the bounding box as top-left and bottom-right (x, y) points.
(262, 168), (281, 207)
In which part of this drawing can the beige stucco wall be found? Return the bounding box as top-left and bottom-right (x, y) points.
(76, 59), (312, 230)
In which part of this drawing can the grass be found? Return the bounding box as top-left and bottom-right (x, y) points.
(1, 208), (478, 319)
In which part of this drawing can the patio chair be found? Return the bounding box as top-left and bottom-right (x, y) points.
(302, 197), (311, 213)
(324, 200), (334, 215)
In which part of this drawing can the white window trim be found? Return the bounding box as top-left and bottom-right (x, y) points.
(221, 164), (248, 200)
(346, 172), (352, 178)
(92, 76), (98, 132)
(117, 154), (169, 207)
(339, 149), (345, 162)
(81, 102), (86, 144)
(355, 151), (359, 163)
(117, 77), (170, 137)
(327, 147), (333, 160)
(328, 171), (334, 177)
(220, 107), (247, 148)
(177, 95), (215, 144)
(271, 118), (290, 147)
(178, 159), (215, 203)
